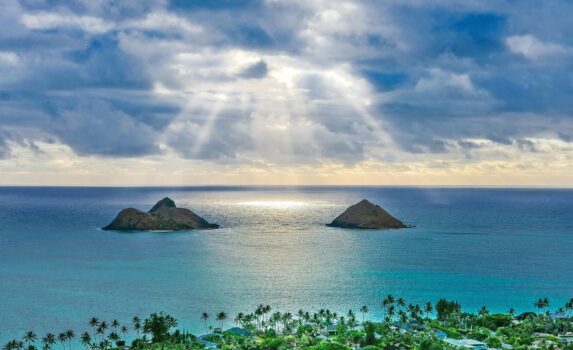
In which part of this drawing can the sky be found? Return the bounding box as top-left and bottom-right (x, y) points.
(1, 0), (573, 186)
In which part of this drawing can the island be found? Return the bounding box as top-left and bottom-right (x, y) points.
(102, 197), (219, 231)
(326, 199), (407, 229)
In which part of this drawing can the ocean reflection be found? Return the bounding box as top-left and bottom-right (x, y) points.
(0, 187), (572, 342)
(238, 200), (307, 208)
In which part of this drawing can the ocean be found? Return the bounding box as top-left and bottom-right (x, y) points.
(1, 186), (572, 341)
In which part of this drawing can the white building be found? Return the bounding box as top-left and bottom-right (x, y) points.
(443, 338), (488, 350)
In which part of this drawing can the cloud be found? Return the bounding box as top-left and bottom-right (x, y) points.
(239, 60), (268, 79)
(0, 130), (10, 159)
(21, 11), (114, 33)
(0, 51), (21, 65)
(47, 99), (161, 157)
(506, 34), (570, 60)
(2, 0), (573, 185)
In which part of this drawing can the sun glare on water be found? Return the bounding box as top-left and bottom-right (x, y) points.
(239, 200), (306, 209)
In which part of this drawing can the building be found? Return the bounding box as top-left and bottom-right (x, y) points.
(443, 338), (488, 350)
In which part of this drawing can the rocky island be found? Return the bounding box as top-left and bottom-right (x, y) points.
(102, 197), (219, 231)
(326, 199), (407, 229)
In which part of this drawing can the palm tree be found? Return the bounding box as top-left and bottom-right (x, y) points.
(132, 317), (141, 338)
(108, 332), (119, 346)
(424, 302), (433, 319)
(120, 326), (128, 342)
(387, 305), (396, 323)
(478, 306), (489, 316)
(542, 297), (550, 312)
(282, 312), (293, 334)
(398, 310), (408, 324)
(201, 313), (210, 333)
(64, 331), (74, 350)
(359, 305), (368, 324)
(534, 298), (544, 314)
(111, 320), (119, 332)
(234, 312), (244, 327)
(23, 332), (37, 348)
(95, 326), (105, 343)
(478, 306), (489, 327)
(99, 340), (110, 350)
(296, 310), (305, 325)
(216, 312), (227, 329)
(165, 314), (178, 330)
(565, 299), (573, 316)
(88, 318), (98, 339)
(347, 315), (358, 330)
(79, 333), (90, 350)
(41, 334), (55, 350)
(3, 340), (17, 350)
(264, 305), (271, 317)
(397, 298), (406, 309)
(4, 340), (24, 350)
(347, 309), (355, 320)
(255, 305), (264, 328)
(382, 294), (395, 320)
(9, 341), (24, 350)
(57, 334), (66, 350)
(269, 312), (281, 333)
(534, 297), (550, 315)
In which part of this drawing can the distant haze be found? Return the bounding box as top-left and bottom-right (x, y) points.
(1, 0), (573, 186)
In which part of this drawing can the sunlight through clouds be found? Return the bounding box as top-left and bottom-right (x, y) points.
(1, 0), (573, 185)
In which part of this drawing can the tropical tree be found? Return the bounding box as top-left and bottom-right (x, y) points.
(57, 334), (66, 350)
(201, 313), (209, 334)
(3, 340), (24, 350)
(282, 312), (293, 334)
(23, 332), (37, 348)
(478, 306), (489, 327)
(107, 332), (119, 346)
(95, 327), (104, 343)
(120, 326), (128, 342)
(565, 298), (573, 316)
(263, 305), (272, 321)
(543, 298), (550, 310)
(234, 312), (244, 327)
(360, 305), (368, 324)
(424, 302), (433, 319)
(143, 312), (176, 343)
(41, 334), (55, 350)
(216, 312), (227, 329)
(254, 305), (264, 328)
(387, 305), (396, 322)
(79, 333), (90, 350)
(88, 318), (98, 340)
(398, 310), (408, 324)
(132, 317), (141, 338)
(435, 298), (461, 321)
(64, 331), (74, 350)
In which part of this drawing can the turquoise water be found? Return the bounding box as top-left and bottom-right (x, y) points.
(1, 187), (572, 341)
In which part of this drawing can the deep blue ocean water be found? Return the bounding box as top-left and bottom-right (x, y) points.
(1, 186), (572, 342)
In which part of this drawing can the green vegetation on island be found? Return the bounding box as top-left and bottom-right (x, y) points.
(4, 297), (573, 350)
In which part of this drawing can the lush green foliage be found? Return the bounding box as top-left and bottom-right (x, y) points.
(4, 297), (573, 350)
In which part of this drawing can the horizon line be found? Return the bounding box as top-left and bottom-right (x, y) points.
(1, 184), (573, 189)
